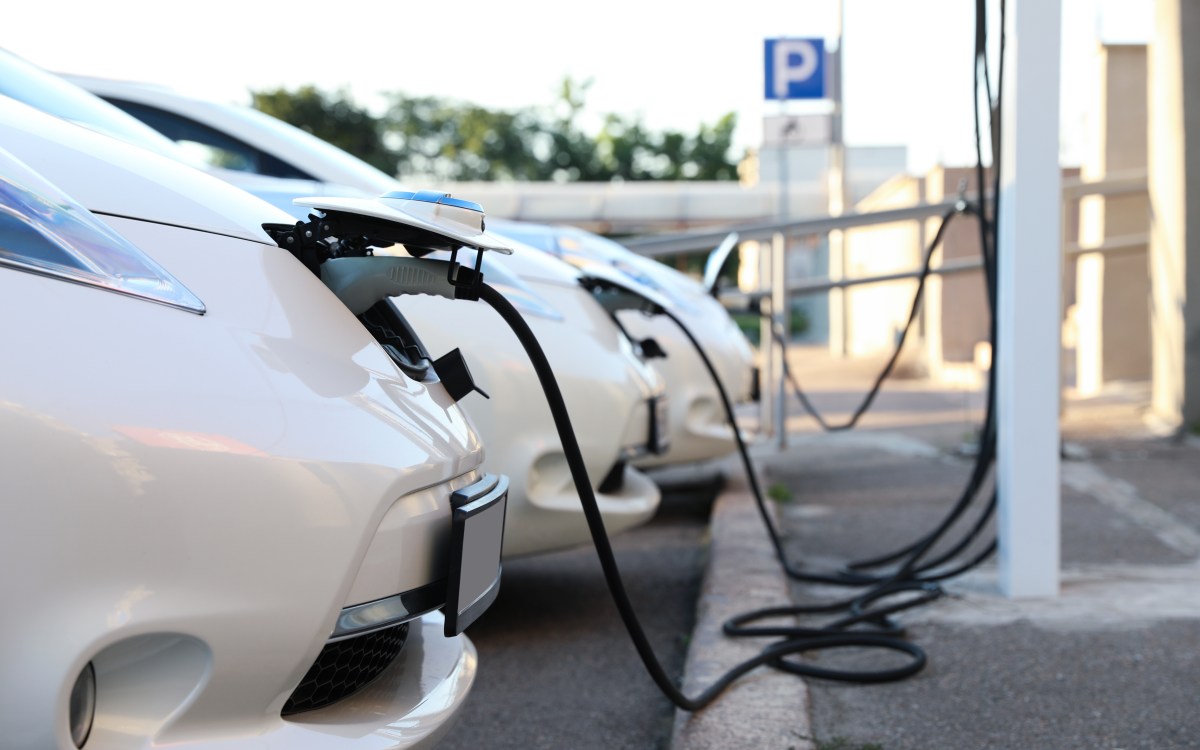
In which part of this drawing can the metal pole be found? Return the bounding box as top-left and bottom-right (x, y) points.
(758, 240), (775, 439)
(778, 116), (790, 219)
(997, 0), (1062, 598)
(827, 0), (849, 358)
(772, 232), (788, 449)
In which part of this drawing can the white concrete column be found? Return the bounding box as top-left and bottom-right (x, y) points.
(997, 0), (1062, 598)
(1073, 44), (1151, 397)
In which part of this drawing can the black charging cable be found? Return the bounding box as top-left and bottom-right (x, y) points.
(769, 225), (1001, 582)
(768, 204), (969, 434)
(476, 280), (942, 709)
(718, 204), (997, 589)
(840, 0), (1006, 576)
(747, 0), (1008, 582)
(459, 0), (1010, 700)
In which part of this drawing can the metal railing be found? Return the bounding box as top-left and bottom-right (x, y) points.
(622, 169), (1149, 444)
(621, 198), (965, 258)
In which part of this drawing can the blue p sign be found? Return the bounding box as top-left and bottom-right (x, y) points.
(764, 38), (826, 100)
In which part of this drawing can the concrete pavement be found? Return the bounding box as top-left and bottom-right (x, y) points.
(668, 345), (1200, 749)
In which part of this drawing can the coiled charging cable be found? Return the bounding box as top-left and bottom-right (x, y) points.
(477, 281), (935, 709)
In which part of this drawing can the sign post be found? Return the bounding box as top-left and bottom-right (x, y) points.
(827, 1), (849, 358)
(763, 35), (829, 444)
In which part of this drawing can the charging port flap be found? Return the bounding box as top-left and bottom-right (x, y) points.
(294, 192), (513, 255)
(433, 348), (489, 403)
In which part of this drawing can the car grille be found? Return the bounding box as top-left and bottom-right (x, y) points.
(281, 622), (409, 716)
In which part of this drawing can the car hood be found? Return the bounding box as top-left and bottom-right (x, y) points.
(0, 96), (293, 243)
(482, 235), (585, 286)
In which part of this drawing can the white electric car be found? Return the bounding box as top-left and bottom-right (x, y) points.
(3, 50), (667, 558)
(66, 74), (757, 466)
(489, 220), (757, 467)
(0, 98), (507, 748)
(379, 230), (666, 556)
(278, 191), (668, 557)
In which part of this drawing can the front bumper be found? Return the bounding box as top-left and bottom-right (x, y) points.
(623, 305), (755, 468)
(138, 613), (476, 750)
(0, 223), (490, 749)
(505, 462), (661, 557)
(389, 275), (665, 558)
(266, 614), (476, 750)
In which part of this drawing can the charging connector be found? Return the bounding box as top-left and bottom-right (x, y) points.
(578, 265), (670, 317)
(321, 257), (459, 314)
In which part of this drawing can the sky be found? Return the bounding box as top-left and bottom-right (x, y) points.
(4, 0), (1152, 175)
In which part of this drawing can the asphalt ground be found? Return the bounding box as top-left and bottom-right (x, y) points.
(764, 347), (1200, 750)
(445, 343), (1200, 750)
(438, 479), (720, 750)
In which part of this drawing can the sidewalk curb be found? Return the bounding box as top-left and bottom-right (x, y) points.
(669, 459), (814, 750)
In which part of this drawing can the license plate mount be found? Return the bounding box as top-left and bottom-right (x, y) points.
(442, 474), (508, 637)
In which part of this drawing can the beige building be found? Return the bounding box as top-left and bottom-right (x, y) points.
(839, 44), (1148, 397)
(1072, 44), (1151, 395)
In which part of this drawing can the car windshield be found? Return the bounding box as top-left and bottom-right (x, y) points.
(0, 49), (181, 158)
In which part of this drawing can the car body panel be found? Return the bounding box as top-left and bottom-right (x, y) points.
(0, 96), (289, 243)
(66, 75), (756, 468)
(390, 248), (665, 556)
(0, 103), (491, 747)
(52, 74), (673, 550)
(64, 73), (401, 196)
(490, 220), (757, 466)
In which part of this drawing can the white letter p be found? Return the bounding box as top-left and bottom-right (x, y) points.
(774, 40), (819, 99)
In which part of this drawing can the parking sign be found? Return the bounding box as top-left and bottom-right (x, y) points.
(764, 38), (826, 100)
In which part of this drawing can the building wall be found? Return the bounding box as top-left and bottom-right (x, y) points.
(924, 166), (991, 369)
(842, 175), (925, 359)
(1148, 0), (1200, 428)
(1074, 43), (1152, 394)
(842, 164), (1082, 382)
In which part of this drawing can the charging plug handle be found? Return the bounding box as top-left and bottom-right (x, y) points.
(321, 257), (462, 315)
(582, 280), (666, 317)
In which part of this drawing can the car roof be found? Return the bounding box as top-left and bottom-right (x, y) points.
(0, 95), (293, 244)
(64, 75), (402, 196)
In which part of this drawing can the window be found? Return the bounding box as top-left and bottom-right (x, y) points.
(106, 98), (317, 181)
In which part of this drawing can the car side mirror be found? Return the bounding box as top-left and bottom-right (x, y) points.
(702, 232), (739, 298)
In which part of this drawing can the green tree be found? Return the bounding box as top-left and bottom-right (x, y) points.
(689, 112), (739, 180)
(251, 86), (395, 174)
(251, 79), (741, 183)
(384, 96), (547, 181)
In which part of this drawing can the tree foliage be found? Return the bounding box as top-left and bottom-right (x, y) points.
(251, 78), (740, 183)
(251, 85), (394, 174)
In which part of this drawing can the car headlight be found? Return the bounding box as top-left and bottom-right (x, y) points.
(68, 663), (96, 748)
(0, 150), (204, 314)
